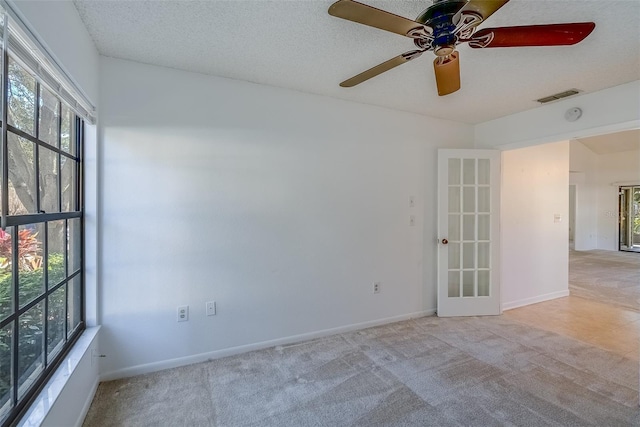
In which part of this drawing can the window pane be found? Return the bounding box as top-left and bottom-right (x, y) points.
(463, 271), (475, 297)
(462, 215), (475, 241)
(8, 133), (36, 215)
(18, 224), (44, 308)
(478, 271), (490, 297)
(463, 242), (475, 269)
(61, 157), (77, 212)
(68, 219), (81, 274)
(8, 59), (36, 136)
(448, 271), (460, 298)
(39, 147), (60, 213)
(60, 104), (75, 156)
(463, 187), (475, 213)
(478, 215), (490, 241)
(47, 286), (65, 358)
(0, 324), (12, 422)
(18, 301), (43, 399)
(448, 215), (460, 241)
(478, 242), (490, 269)
(67, 276), (81, 336)
(448, 243), (460, 270)
(448, 158), (460, 185)
(478, 159), (490, 185)
(47, 221), (65, 287)
(478, 187), (490, 213)
(463, 159), (475, 185)
(38, 87), (60, 147)
(448, 187), (460, 213)
(0, 228), (14, 321)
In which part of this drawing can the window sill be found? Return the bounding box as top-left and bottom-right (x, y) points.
(18, 326), (101, 427)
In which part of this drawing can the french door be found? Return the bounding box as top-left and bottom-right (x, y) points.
(437, 149), (501, 317)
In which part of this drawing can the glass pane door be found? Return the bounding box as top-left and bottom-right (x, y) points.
(438, 149), (500, 317)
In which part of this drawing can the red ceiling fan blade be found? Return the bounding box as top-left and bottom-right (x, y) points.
(468, 22), (595, 48)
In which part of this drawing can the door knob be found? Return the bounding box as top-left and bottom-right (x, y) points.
(441, 238), (448, 245)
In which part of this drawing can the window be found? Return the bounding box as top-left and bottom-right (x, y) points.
(0, 53), (84, 425)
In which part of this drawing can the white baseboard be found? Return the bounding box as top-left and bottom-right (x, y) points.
(74, 377), (99, 427)
(100, 309), (435, 381)
(502, 290), (570, 311)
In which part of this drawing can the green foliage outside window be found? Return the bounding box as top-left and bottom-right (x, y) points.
(0, 228), (66, 404)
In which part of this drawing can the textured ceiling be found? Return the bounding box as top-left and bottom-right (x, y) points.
(577, 129), (640, 155)
(73, 0), (640, 124)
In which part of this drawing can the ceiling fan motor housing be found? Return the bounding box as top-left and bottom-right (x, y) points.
(416, 0), (467, 56)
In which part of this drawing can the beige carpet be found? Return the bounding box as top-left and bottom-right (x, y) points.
(83, 315), (639, 426)
(569, 249), (640, 312)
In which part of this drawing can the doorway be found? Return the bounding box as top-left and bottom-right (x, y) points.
(619, 186), (640, 252)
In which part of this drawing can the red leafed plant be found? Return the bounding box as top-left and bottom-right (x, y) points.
(0, 228), (42, 271)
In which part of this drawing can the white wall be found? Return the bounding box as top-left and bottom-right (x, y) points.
(569, 140), (598, 250)
(501, 142), (570, 309)
(475, 81), (640, 150)
(99, 57), (473, 378)
(595, 149), (640, 250)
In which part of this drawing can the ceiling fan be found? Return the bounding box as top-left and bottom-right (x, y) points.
(328, 0), (595, 95)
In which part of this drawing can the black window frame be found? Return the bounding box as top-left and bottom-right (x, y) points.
(0, 49), (85, 427)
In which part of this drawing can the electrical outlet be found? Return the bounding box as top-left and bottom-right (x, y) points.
(206, 301), (216, 316)
(177, 305), (189, 322)
(373, 282), (381, 294)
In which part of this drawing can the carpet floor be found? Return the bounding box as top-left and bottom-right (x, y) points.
(569, 249), (640, 312)
(83, 315), (639, 426)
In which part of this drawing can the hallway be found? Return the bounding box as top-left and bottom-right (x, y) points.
(506, 248), (640, 361)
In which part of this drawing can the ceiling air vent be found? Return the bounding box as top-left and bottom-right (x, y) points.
(536, 89), (581, 104)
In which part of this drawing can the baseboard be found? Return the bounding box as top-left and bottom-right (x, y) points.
(74, 377), (99, 427)
(502, 290), (570, 311)
(100, 309), (435, 381)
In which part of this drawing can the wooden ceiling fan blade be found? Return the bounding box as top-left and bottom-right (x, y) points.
(454, 0), (510, 24)
(433, 52), (460, 96)
(329, 0), (428, 38)
(340, 50), (423, 87)
(468, 22), (596, 48)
